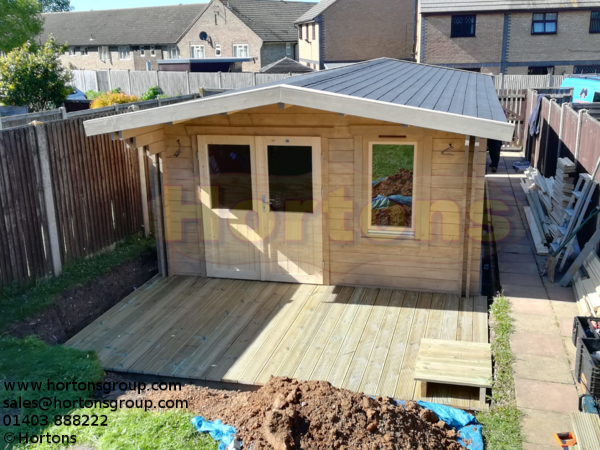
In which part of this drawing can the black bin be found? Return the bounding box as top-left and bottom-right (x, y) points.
(572, 316), (600, 346)
(576, 338), (600, 398)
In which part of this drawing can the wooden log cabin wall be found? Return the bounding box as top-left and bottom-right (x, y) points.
(134, 105), (486, 296)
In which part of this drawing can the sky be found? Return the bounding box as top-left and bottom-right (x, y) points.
(70, 0), (315, 10)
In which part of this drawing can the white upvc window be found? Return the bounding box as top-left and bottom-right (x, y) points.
(190, 44), (205, 59)
(118, 45), (131, 60)
(150, 45), (156, 57)
(67, 47), (76, 56)
(167, 45), (180, 59)
(286, 43), (291, 57)
(140, 46), (145, 57)
(81, 46), (88, 56)
(215, 44), (222, 57)
(99, 46), (110, 61)
(233, 43), (249, 58)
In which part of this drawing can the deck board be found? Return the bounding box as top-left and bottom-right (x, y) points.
(66, 276), (489, 411)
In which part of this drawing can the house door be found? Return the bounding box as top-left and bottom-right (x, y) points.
(256, 137), (323, 284)
(198, 136), (323, 284)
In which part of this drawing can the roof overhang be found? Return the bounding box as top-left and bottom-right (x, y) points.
(158, 57), (256, 64)
(83, 84), (515, 142)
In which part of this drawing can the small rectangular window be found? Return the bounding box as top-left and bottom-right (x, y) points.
(118, 45), (131, 60)
(451, 15), (476, 37)
(575, 65), (600, 74)
(532, 12), (557, 34)
(299, 25), (302, 40)
(312, 23), (316, 40)
(150, 45), (156, 57)
(68, 47), (76, 56)
(591, 11), (600, 33)
(208, 144), (253, 210)
(190, 45), (205, 58)
(167, 45), (180, 59)
(80, 47), (88, 56)
(286, 43), (291, 57)
(370, 143), (415, 231)
(233, 44), (249, 58)
(99, 46), (110, 61)
(140, 46), (145, 57)
(528, 66), (553, 75)
(267, 146), (313, 213)
(215, 44), (222, 57)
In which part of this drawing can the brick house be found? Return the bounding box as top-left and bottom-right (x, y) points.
(39, 0), (313, 73)
(295, 0), (416, 70)
(417, 0), (600, 74)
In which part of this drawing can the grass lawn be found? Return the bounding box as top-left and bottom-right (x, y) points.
(476, 295), (524, 450)
(0, 235), (218, 449)
(372, 144), (414, 181)
(0, 235), (155, 333)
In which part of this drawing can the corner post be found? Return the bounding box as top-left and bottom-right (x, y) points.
(138, 146), (150, 238)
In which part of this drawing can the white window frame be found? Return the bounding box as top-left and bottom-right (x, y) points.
(140, 46), (145, 57)
(232, 43), (249, 58)
(190, 44), (205, 59)
(366, 140), (419, 238)
(150, 45), (156, 57)
(286, 43), (292, 57)
(118, 45), (131, 60)
(167, 45), (180, 59)
(215, 44), (222, 57)
(68, 47), (76, 56)
(80, 46), (88, 56)
(99, 46), (110, 62)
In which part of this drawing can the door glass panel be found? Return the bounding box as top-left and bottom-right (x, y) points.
(208, 144), (253, 210)
(267, 145), (313, 213)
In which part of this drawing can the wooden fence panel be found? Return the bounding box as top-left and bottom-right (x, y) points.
(562, 106), (579, 154)
(497, 89), (527, 148)
(579, 114), (600, 181)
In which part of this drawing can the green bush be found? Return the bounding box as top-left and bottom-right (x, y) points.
(141, 85), (162, 101)
(84, 90), (103, 100)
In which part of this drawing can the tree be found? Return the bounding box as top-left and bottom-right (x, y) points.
(39, 0), (73, 12)
(0, 0), (43, 53)
(0, 37), (72, 111)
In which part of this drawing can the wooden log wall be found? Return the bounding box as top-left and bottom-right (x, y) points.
(0, 117), (144, 285)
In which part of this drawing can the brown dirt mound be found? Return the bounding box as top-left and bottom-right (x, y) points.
(131, 376), (464, 450)
(372, 169), (413, 198)
(372, 205), (412, 227)
(8, 250), (157, 344)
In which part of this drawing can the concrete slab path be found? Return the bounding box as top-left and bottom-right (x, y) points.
(487, 152), (580, 448)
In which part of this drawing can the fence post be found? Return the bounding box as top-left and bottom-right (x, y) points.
(59, 107), (67, 119)
(575, 109), (586, 161)
(34, 124), (62, 277)
(108, 69), (112, 91)
(138, 147), (150, 238)
(557, 102), (566, 157)
(0, 117), (3, 130)
(253, 72), (257, 86)
(186, 71), (191, 95)
(155, 70), (159, 90)
(127, 70), (132, 95)
(218, 71), (223, 89)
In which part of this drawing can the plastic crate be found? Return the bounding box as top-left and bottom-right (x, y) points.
(572, 316), (600, 346)
(576, 338), (600, 399)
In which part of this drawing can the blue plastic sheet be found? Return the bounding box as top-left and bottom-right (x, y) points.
(191, 416), (236, 450)
(372, 178), (412, 210)
(390, 400), (483, 450)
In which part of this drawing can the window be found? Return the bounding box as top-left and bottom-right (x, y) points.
(575, 65), (600, 74)
(532, 12), (557, 34)
(67, 47), (76, 56)
(591, 11), (600, 33)
(215, 44), (222, 57)
(118, 45), (131, 60)
(233, 44), (249, 57)
(286, 43), (291, 57)
(312, 23), (316, 40)
(140, 46), (145, 57)
(150, 45), (156, 57)
(208, 144), (253, 210)
(369, 143), (415, 232)
(267, 146), (313, 213)
(99, 46), (110, 62)
(299, 25), (302, 40)
(190, 45), (205, 58)
(167, 45), (180, 59)
(451, 15), (476, 37)
(528, 66), (553, 75)
(80, 47), (88, 56)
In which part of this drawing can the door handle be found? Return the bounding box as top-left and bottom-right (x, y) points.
(262, 195), (271, 212)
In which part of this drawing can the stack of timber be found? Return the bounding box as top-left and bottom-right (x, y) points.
(573, 251), (600, 317)
(571, 411), (600, 449)
(549, 158), (577, 238)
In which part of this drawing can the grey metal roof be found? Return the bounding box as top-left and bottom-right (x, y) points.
(295, 0), (337, 23)
(40, 4), (207, 46)
(272, 58), (507, 121)
(226, 0), (315, 42)
(421, 0), (600, 14)
(260, 57), (314, 73)
(324, 62), (358, 69)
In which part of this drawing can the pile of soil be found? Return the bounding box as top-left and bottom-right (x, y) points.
(125, 376), (465, 450)
(8, 250), (157, 344)
(372, 169), (413, 198)
(372, 205), (412, 227)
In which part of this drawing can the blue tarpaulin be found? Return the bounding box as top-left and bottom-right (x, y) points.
(191, 416), (236, 450)
(372, 179), (412, 210)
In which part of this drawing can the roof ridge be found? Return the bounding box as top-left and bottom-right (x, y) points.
(42, 3), (207, 15)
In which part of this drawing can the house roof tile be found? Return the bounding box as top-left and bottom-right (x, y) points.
(421, 0), (600, 14)
(295, 0), (338, 23)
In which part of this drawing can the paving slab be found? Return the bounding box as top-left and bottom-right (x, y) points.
(523, 444), (561, 450)
(512, 313), (560, 335)
(496, 243), (535, 255)
(503, 284), (548, 300)
(501, 272), (545, 287)
(510, 332), (567, 357)
(515, 378), (579, 413)
(513, 354), (575, 385)
(520, 408), (572, 447)
(498, 251), (537, 263)
(499, 262), (541, 275)
(509, 298), (554, 316)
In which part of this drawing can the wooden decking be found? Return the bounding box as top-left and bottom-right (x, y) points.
(66, 276), (489, 410)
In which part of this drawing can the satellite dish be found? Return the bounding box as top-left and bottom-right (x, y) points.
(199, 31), (208, 41)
